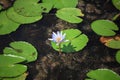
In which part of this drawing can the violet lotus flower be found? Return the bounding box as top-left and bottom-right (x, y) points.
(49, 31), (68, 45)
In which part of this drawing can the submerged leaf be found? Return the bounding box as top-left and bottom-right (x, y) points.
(56, 8), (84, 23)
(91, 20), (119, 36)
(4, 41), (38, 63)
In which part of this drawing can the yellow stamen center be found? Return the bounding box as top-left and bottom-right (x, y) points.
(56, 37), (61, 42)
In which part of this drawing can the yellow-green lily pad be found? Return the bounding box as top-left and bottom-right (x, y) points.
(0, 11), (20, 35)
(6, 7), (42, 24)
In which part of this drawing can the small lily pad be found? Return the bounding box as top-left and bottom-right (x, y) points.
(86, 69), (120, 80)
(56, 8), (84, 23)
(3, 41), (38, 62)
(91, 20), (119, 36)
(112, 0), (120, 10)
(6, 7), (43, 24)
(51, 29), (88, 53)
(13, 0), (52, 17)
(105, 40), (120, 49)
(0, 11), (20, 35)
(116, 50), (120, 64)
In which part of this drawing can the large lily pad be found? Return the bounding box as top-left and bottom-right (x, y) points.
(86, 69), (120, 80)
(91, 20), (119, 36)
(0, 64), (27, 78)
(112, 0), (120, 10)
(56, 8), (84, 23)
(6, 7), (43, 24)
(51, 29), (88, 53)
(13, 0), (52, 17)
(0, 55), (27, 77)
(0, 11), (20, 35)
(3, 41), (38, 63)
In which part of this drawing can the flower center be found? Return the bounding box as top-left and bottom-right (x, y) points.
(56, 37), (62, 42)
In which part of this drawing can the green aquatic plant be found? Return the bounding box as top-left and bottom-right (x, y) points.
(0, 0), (84, 35)
(0, 41), (38, 80)
(49, 29), (89, 53)
(86, 69), (120, 80)
(112, 0), (120, 10)
(91, 20), (119, 36)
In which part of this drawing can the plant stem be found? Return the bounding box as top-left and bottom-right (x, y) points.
(58, 43), (62, 55)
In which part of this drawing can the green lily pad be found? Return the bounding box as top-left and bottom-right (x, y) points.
(112, 0), (120, 10)
(0, 64), (27, 78)
(51, 29), (88, 53)
(3, 73), (27, 80)
(0, 11), (20, 35)
(13, 0), (52, 17)
(56, 8), (84, 23)
(116, 50), (120, 64)
(0, 55), (25, 66)
(6, 7), (43, 24)
(0, 5), (2, 11)
(3, 41), (38, 63)
(0, 55), (27, 78)
(86, 69), (120, 80)
(91, 20), (119, 36)
(105, 40), (120, 49)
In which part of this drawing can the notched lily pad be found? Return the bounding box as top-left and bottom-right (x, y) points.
(91, 20), (119, 36)
(6, 7), (43, 24)
(56, 8), (84, 23)
(112, 0), (120, 10)
(0, 11), (20, 35)
(51, 29), (88, 53)
(86, 69), (120, 80)
(3, 41), (38, 62)
(13, 0), (52, 17)
(0, 55), (27, 77)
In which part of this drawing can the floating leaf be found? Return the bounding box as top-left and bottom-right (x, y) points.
(51, 29), (88, 53)
(13, 0), (52, 17)
(112, 0), (120, 10)
(0, 55), (25, 66)
(91, 20), (119, 36)
(0, 11), (20, 35)
(86, 69), (120, 80)
(0, 64), (27, 78)
(105, 40), (120, 49)
(54, 0), (78, 9)
(6, 7), (43, 24)
(0, 55), (27, 77)
(3, 73), (27, 80)
(4, 41), (38, 62)
(56, 8), (84, 23)
(116, 50), (120, 64)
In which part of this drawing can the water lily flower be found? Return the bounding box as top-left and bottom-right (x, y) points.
(48, 31), (68, 45)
